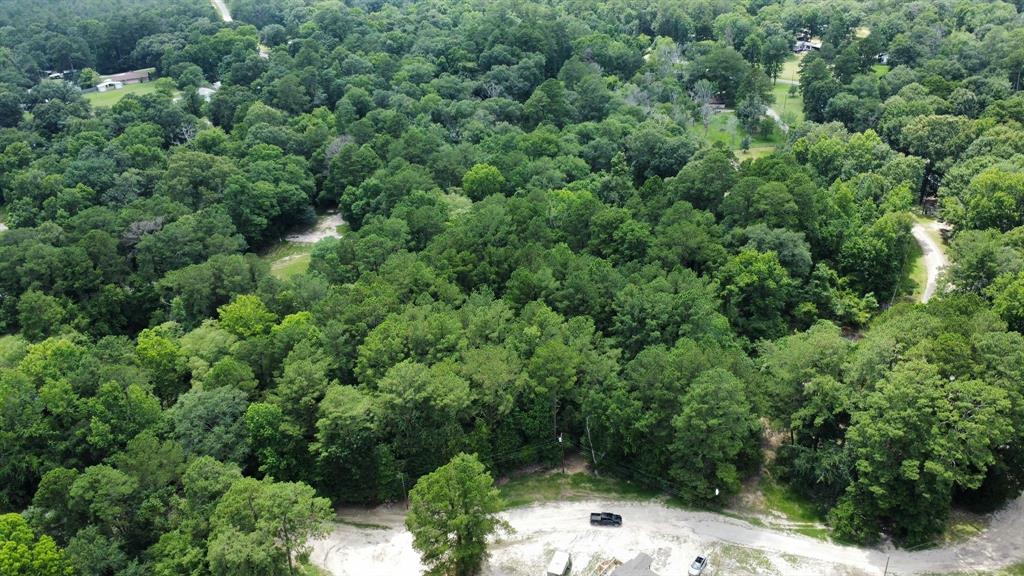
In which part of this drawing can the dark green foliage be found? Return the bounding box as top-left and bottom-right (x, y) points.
(3, 0), (1024, 570)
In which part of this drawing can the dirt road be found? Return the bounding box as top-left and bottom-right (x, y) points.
(285, 212), (344, 243)
(766, 107), (789, 133)
(911, 219), (950, 303)
(310, 496), (1024, 576)
(210, 0), (232, 22)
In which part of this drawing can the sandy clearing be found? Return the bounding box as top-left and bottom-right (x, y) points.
(210, 0), (232, 22)
(285, 212), (345, 244)
(911, 219), (950, 303)
(310, 496), (1024, 576)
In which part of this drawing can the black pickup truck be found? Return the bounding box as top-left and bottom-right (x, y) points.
(589, 512), (622, 526)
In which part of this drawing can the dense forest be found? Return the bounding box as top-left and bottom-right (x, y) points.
(3, 0), (1024, 573)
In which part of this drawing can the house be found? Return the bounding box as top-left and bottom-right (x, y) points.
(610, 553), (660, 576)
(99, 69), (151, 85)
(96, 80), (124, 92)
(793, 40), (821, 53)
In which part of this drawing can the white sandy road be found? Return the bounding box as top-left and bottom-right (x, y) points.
(310, 497), (1024, 576)
(210, 0), (232, 22)
(911, 219), (950, 303)
(285, 212), (345, 244)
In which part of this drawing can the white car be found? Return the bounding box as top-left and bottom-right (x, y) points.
(688, 554), (708, 575)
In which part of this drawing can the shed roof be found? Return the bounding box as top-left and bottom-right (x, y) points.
(100, 69), (151, 83)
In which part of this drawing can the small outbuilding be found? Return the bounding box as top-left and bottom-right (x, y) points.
(546, 550), (572, 576)
(96, 80), (124, 92)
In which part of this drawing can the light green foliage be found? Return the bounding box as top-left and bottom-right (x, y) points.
(208, 477), (331, 576)
(0, 513), (72, 576)
(461, 163), (506, 201)
(406, 454), (509, 576)
(217, 295), (277, 338)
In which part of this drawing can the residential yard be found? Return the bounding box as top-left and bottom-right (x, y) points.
(85, 81), (163, 108)
(779, 53), (804, 83)
(690, 110), (786, 155)
(772, 82), (805, 125)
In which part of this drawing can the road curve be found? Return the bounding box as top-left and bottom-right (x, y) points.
(911, 219), (950, 303)
(210, 0), (232, 22)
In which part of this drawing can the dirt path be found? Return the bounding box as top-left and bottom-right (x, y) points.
(309, 496), (1024, 576)
(911, 219), (950, 303)
(766, 107), (789, 133)
(210, 0), (232, 22)
(285, 212), (344, 244)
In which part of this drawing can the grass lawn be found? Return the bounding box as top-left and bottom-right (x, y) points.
(735, 146), (775, 161)
(772, 82), (805, 125)
(760, 477), (824, 524)
(85, 82), (163, 108)
(498, 472), (661, 510)
(779, 53), (804, 84)
(261, 242), (314, 279)
(872, 64), (891, 78)
(691, 110), (785, 155)
(895, 234), (926, 303)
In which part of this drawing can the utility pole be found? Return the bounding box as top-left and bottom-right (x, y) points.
(883, 555), (890, 576)
(585, 416), (598, 477)
(558, 433), (565, 474)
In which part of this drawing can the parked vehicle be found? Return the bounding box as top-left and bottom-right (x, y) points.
(546, 550), (572, 576)
(687, 554), (708, 575)
(589, 512), (622, 526)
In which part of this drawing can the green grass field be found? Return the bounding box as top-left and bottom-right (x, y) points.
(261, 242), (314, 280)
(84, 82), (162, 108)
(895, 234), (926, 303)
(779, 53), (804, 84)
(760, 477), (825, 524)
(691, 110), (786, 159)
(772, 82), (805, 125)
(872, 64), (891, 77)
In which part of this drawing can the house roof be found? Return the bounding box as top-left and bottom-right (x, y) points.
(611, 554), (659, 576)
(100, 69), (151, 83)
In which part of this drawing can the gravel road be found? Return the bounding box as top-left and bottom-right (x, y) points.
(911, 219), (950, 303)
(310, 496), (1024, 576)
(210, 0), (232, 22)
